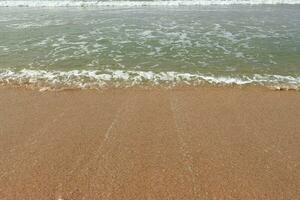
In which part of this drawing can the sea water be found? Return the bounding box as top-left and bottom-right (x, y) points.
(0, 1), (300, 89)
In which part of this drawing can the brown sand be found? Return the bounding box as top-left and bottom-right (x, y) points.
(0, 86), (299, 200)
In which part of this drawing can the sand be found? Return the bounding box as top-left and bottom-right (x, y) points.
(0, 86), (299, 199)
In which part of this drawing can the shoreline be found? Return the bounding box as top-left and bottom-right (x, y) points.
(0, 86), (299, 199)
(1, 82), (300, 92)
(1, 69), (300, 91)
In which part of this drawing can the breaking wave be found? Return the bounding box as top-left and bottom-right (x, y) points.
(1, 69), (300, 90)
(1, 0), (300, 7)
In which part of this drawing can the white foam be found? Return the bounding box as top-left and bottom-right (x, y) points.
(6, 20), (65, 29)
(1, 0), (300, 7)
(1, 69), (300, 90)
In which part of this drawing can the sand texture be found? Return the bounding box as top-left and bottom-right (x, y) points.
(0, 87), (299, 199)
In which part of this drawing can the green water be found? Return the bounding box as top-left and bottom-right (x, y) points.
(0, 6), (300, 88)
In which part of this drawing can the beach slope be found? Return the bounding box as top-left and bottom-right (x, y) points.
(0, 87), (299, 199)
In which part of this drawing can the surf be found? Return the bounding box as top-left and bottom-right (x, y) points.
(1, 0), (300, 7)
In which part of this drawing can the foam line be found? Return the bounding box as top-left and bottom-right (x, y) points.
(1, 69), (300, 90)
(1, 0), (300, 7)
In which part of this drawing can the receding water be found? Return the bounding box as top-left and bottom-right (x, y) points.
(0, 5), (300, 89)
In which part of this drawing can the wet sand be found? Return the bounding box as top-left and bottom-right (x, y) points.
(0, 86), (299, 199)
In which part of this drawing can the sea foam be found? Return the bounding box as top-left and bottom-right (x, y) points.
(1, 69), (300, 90)
(1, 0), (300, 7)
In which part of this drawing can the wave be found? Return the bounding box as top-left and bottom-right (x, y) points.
(1, 69), (300, 90)
(1, 0), (300, 7)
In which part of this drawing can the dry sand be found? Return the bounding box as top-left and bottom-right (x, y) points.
(0, 86), (299, 199)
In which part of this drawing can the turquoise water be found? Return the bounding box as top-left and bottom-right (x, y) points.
(0, 5), (300, 89)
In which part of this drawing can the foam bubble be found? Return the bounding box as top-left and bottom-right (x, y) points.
(1, 0), (300, 7)
(1, 69), (300, 90)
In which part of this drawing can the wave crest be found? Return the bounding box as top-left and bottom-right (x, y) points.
(1, 0), (300, 7)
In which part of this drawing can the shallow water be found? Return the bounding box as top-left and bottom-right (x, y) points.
(0, 5), (300, 89)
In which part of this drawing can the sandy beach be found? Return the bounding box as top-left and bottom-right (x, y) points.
(0, 86), (299, 199)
